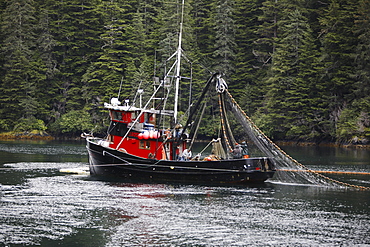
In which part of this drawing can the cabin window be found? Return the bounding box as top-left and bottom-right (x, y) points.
(129, 111), (139, 122)
(122, 112), (132, 123)
(146, 113), (156, 125)
(108, 121), (127, 136)
(111, 111), (123, 121)
(139, 140), (151, 150)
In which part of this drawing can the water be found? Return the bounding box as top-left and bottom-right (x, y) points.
(0, 140), (369, 246)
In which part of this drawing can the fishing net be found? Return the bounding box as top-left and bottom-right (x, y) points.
(224, 90), (369, 190)
(211, 138), (227, 159)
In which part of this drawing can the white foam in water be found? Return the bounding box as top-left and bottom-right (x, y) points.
(0, 143), (87, 155)
(4, 162), (88, 171)
(59, 167), (90, 175)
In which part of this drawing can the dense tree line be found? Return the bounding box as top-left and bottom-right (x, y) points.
(0, 0), (369, 144)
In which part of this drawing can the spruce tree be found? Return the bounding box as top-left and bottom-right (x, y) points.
(254, 0), (280, 69)
(47, 0), (103, 114)
(34, 6), (59, 124)
(82, 0), (129, 104)
(124, 0), (161, 100)
(233, 0), (265, 114)
(212, 0), (236, 78)
(0, 0), (45, 132)
(337, 0), (370, 143)
(191, 0), (214, 65)
(257, 8), (322, 140)
(318, 0), (359, 140)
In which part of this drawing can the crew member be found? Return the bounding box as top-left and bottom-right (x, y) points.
(240, 141), (249, 158)
(232, 144), (242, 159)
(181, 148), (192, 161)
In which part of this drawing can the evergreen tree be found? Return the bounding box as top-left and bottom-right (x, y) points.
(47, 0), (103, 114)
(318, 0), (359, 140)
(0, 0), (367, 141)
(82, 0), (129, 105)
(212, 0), (236, 78)
(0, 0), (45, 131)
(124, 0), (161, 100)
(254, 0), (280, 69)
(257, 8), (322, 140)
(233, 0), (265, 114)
(191, 0), (214, 66)
(34, 5), (59, 124)
(336, 0), (370, 142)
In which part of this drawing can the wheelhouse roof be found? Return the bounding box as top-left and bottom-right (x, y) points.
(104, 103), (174, 116)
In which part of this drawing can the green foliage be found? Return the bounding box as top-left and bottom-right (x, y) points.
(13, 117), (47, 134)
(212, 0), (236, 76)
(336, 107), (370, 143)
(0, 0), (38, 122)
(50, 110), (94, 135)
(0, 119), (11, 132)
(258, 7), (326, 141)
(318, 0), (359, 136)
(0, 0), (368, 143)
(232, 0), (264, 110)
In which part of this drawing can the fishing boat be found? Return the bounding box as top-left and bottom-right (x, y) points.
(85, 75), (276, 184)
(86, 2), (275, 184)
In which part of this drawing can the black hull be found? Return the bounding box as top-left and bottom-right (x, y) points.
(86, 138), (275, 185)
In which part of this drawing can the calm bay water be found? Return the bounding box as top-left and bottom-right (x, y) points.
(0, 140), (369, 246)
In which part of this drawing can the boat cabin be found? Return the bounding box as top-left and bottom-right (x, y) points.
(104, 100), (186, 161)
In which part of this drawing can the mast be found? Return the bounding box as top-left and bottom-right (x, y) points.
(173, 0), (185, 124)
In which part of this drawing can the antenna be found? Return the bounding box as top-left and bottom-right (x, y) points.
(173, 0), (185, 124)
(117, 76), (124, 99)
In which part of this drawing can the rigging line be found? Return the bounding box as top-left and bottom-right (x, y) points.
(187, 101), (204, 135)
(131, 80), (143, 107)
(179, 73), (217, 143)
(161, 77), (173, 119)
(124, 78), (155, 113)
(189, 61), (193, 107)
(116, 81), (165, 150)
(154, 137), (170, 158)
(165, 56), (179, 80)
(220, 92), (236, 148)
(189, 101), (207, 150)
(225, 90), (370, 191)
(175, 97), (194, 128)
(103, 151), (132, 165)
(117, 76), (124, 99)
(195, 139), (214, 157)
(218, 94), (233, 152)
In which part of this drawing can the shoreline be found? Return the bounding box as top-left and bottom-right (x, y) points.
(274, 140), (370, 149)
(0, 132), (55, 140)
(1, 133), (369, 149)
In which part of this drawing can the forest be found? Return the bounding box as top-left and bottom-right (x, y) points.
(0, 0), (369, 144)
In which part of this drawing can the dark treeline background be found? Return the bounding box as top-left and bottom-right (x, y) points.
(0, 0), (369, 144)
